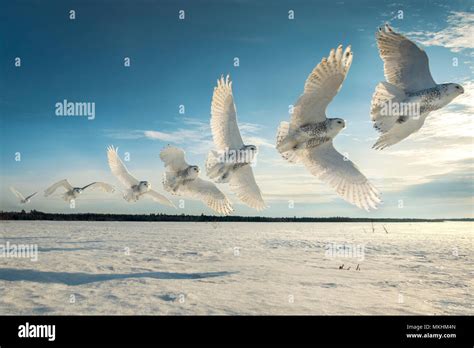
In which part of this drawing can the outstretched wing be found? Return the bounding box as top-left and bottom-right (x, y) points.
(376, 24), (436, 92)
(107, 146), (139, 188)
(10, 187), (25, 201)
(81, 182), (115, 193)
(300, 142), (381, 211)
(181, 177), (233, 215)
(159, 146), (189, 172)
(229, 165), (266, 211)
(25, 192), (38, 201)
(291, 45), (353, 129)
(44, 179), (73, 197)
(144, 190), (175, 208)
(210, 75), (244, 149)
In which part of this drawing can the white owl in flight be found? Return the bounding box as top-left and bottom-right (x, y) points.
(276, 45), (381, 211)
(206, 75), (266, 211)
(371, 24), (464, 150)
(10, 187), (37, 204)
(44, 179), (115, 202)
(107, 146), (174, 207)
(160, 146), (233, 215)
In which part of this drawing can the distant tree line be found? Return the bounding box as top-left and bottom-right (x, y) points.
(1, 210), (471, 223)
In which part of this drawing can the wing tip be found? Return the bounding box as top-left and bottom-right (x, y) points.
(107, 146), (119, 160)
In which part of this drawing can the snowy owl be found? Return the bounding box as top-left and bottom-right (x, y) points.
(160, 146), (233, 215)
(44, 179), (115, 202)
(10, 187), (37, 204)
(276, 45), (381, 211)
(206, 75), (266, 211)
(107, 146), (174, 207)
(371, 24), (464, 150)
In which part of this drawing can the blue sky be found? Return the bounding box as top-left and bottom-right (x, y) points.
(1, 0), (473, 218)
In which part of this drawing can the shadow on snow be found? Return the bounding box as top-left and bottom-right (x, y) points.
(0, 268), (236, 286)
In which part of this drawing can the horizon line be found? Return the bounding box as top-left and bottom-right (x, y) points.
(1, 210), (472, 222)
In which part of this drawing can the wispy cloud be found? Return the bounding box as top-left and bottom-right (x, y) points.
(105, 117), (274, 154)
(144, 128), (207, 143)
(406, 11), (474, 53)
(103, 129), (145, 140)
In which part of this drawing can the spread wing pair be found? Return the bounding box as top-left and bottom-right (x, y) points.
(279, 45), (381, 211)
(160, 146), (233, 215)
(370, 24), (464, 150)
(208, 75), (266, 210)
(107, 146), (174, 207)
(10, 187), (37, 204)
(44, 179), (114, 196)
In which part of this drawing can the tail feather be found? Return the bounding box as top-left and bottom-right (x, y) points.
(276, 121), (290, 147)
(371, 82), (406, 134)
(162, 172), (178, 194)
(206, 150), (231, 183)
(276, 121), (300, 163)
(123, 189), (138, 202)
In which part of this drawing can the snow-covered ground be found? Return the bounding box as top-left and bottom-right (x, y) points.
(0, 221), (472, 315)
